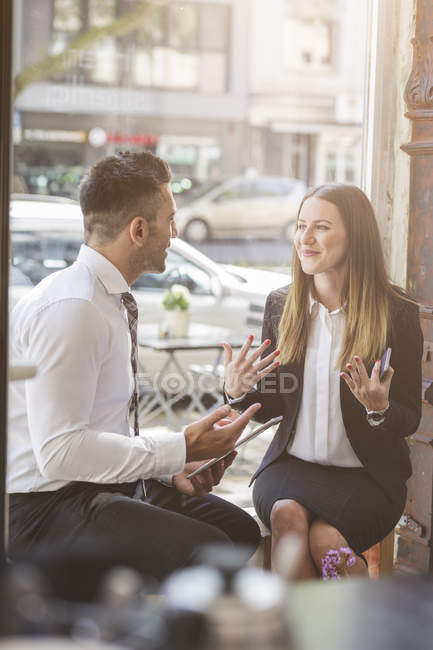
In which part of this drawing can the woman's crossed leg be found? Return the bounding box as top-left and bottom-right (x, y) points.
(270, 499), (368, 579)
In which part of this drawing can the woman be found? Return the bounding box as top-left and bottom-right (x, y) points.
(222, 183), (423, 578)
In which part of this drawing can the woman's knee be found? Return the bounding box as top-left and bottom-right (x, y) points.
(270, 499), (311, 538)
(309, 520), (345, 565)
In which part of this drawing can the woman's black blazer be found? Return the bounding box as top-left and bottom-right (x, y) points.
(233, 286), (423, 502)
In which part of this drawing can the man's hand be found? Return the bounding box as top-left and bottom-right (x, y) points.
(173, 451), (237, 497)
(183, 402), (261, 462)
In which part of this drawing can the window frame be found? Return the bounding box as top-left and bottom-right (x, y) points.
(0, 0), (12, 564)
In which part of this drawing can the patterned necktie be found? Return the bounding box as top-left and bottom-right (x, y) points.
(121, 292), (139, 437)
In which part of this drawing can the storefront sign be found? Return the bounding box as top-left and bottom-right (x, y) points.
(106, 132), (158, 146)
(23, 129), (87, 143)
(22, 127), (158, 148)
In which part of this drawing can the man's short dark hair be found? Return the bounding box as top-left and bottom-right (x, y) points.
(79, 151), (171, 243)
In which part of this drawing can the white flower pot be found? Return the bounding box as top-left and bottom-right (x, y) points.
(165, 309), (190, 338)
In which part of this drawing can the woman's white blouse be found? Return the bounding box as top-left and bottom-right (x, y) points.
(287, 295), (363, 467)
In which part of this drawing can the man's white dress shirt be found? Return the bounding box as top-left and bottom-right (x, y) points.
(287, 295), (362, 467)
(8, 244), (186, 493)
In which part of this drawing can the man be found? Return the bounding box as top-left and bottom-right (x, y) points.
(8, 152), (261, 582)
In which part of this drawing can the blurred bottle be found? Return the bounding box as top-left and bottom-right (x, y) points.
(162, 565), (222, 650)
(230, 567), (292, 650)
(205, 545), (292, 650)
(97, 566), (166, 649)
(197, 545), (252, 649)
(163, 544), (295, 650)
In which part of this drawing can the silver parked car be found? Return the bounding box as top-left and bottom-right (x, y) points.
(175, 175), (306, 243)
(9, 195), (290, 337)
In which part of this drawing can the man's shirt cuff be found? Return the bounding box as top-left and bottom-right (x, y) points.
(142, 429), (186, 478)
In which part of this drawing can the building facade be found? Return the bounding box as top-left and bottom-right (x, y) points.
(248, 0), (367, 185)
(13, 0), (250, 197)
(13, 0), (367, 197)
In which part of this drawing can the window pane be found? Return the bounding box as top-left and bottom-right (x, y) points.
(12, 0), (369, 506)
(53, 0), (82, 32)
(88, 0), (116, 27)
(199, 52), (226, 94)
(132, 48), (152, 86)
(200, 5), (229, 50)
(89, 39), (118, 84)
(153, 47), (198, 89)
(135, 5), (164, 46)
(51, 31), (69, 56)
(283, 17), (333, 70)
(168, 4), (198, 49)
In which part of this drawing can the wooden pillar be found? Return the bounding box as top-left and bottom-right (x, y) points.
(397, 0), (433, 574)
(0, 0), (13, 566)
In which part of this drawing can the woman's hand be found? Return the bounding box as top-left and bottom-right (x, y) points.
(340, 356), (393, 411)
(222, 335), (280, 399)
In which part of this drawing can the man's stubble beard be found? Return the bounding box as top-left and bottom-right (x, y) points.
(129, 242), (166, 280)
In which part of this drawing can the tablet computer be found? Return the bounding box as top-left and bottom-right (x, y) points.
(186, 415), (283, 479)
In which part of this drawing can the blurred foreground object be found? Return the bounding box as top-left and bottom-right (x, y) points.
(272, 533), (303, 581)
(163, 544), (294, 650)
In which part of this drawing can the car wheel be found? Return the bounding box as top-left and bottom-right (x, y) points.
(183, 218), (210, 243)
(283, 220), (297, 242)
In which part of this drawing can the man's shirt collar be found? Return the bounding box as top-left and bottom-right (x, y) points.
(77, 244), (130, 295)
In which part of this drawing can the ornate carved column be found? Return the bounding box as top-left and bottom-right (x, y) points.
(402, 1), (433, 299)
(397, 0), (433, 574)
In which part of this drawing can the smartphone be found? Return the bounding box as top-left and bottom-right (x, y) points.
(186, 415), (283, 479)
(380, 347), (392, 379)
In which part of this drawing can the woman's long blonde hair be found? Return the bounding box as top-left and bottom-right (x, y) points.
(278, 183), (410, 369)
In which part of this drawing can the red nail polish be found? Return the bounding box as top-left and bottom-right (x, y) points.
(347, 364), (352, 369)
(354, 356), (360, 362)
(274, 361), (280, 366)
(376, 359), (381, 364)
(249, 334), (254, 340)
(265, 339), (271, 344)
(275, 350), (280, 356)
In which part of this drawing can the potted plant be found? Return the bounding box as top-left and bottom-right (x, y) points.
(161, 284), (190, 338)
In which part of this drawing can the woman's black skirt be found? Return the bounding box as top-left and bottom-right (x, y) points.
(252, 453), (406, 554)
